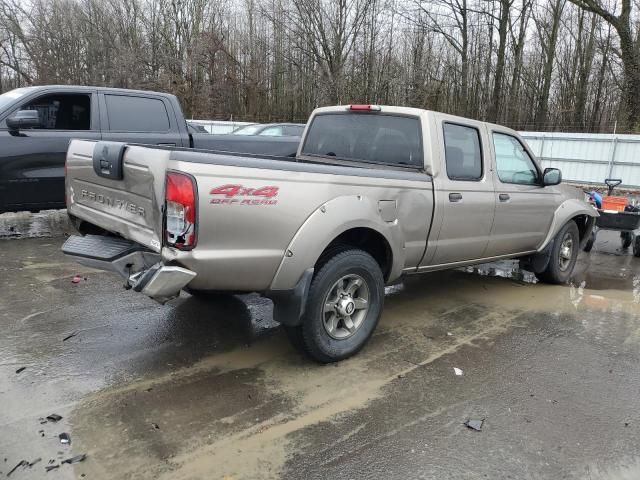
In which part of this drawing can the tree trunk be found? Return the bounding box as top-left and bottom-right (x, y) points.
(489, 0), (511, 122)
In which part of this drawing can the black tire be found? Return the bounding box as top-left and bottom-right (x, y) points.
(288, 249), (384, 363)
(621, 231), (633, 249)
(536, 221), (580, 284)
(583, 230), (596, 252)
(633, 235), (640, 258)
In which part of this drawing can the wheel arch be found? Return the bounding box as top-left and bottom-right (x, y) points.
(269, 195), (405, 291)
(538, 200), (598, 251)
(316, 227), (393, 281)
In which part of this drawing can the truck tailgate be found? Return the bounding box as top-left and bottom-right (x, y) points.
(66, 140), (168, 253)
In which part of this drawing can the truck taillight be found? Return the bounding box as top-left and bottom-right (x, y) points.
(165, 171), (197, 250)
(348, 104), (381, 111)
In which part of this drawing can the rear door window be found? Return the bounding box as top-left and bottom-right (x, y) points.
(443, 123), (483, 180)
(105, 95), (170, 132)
(301, 113), (423, 167)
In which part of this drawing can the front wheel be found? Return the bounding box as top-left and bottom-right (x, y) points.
(536, 221), (580, 284)
(621, 231), (633, 249)
(287, 249), (384, 363)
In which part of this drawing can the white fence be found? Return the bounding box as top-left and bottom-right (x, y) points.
(520, 132), (640, 188)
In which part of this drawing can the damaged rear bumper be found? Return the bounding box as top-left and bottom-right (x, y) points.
(62, 235), (196, 303)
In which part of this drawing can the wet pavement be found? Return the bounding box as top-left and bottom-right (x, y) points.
(1, 225), (639, 479)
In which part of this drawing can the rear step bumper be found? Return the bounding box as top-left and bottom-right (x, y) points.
(62, 235), (196, 303)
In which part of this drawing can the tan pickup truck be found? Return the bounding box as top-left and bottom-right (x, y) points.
(62, 105), (597, 362)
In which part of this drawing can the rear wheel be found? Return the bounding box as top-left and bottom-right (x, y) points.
(621, 231), (633, 249)
(536, 221), (580, 284)
(286, 249), (384, 363)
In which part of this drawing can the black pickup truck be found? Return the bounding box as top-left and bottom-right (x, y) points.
(0, 85), (300, 213)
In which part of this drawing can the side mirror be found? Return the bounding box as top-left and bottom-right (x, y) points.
(6, 110), (42, 131)
(543, 167), (562, 186)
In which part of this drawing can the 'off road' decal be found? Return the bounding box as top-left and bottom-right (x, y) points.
(210, 184), (279, 206)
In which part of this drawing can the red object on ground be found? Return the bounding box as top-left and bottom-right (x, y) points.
(71, 275), (82, 284)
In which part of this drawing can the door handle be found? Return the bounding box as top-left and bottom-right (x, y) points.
(449, 193), (463, 202)
(499, 193), (510, 202)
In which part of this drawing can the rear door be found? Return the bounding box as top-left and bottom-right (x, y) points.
(484, 130), (558, 256)
(0, 89), (100, 212)
(427, 117), (496, 265)
(99, 92), (186, 147)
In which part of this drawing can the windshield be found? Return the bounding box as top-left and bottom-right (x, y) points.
(0, 88), (33, 112)
(233, 125), (263, 135)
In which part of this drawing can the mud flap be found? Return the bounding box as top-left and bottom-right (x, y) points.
(521, 241), (554, 274)
(266, 269), (314, 326)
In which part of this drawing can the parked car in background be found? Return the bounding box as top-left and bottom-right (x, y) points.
(63, 104), (596, 362)
(233, 123), (306, 137)
(186, 121), (208, 134)
(0, 86), (299, 213)
(190, 120), (256, 135)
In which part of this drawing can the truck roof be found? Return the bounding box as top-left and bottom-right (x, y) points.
(11, 85), (177, 98)
(311, 105), (519, 134)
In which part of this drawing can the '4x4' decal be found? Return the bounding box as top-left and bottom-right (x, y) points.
(210, 184), (279, 205)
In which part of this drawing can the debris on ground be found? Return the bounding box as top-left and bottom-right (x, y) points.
(61, 454), (86, 465)
(58, 433), (71, 444)
(45, 465), (60, 472)
(447, 332), (453, 336)
(151, 423), (160, 430)
(45, 414), (62, 422)
(15, 367), (26, 374)
(38, 430), (45, 437)
(62, 331), (79, 342)
(6, 458), (41, 476)
(71, 275), (82, 284)
(453, 367), (463, 376)
(464, 419), (484, 431)
(6, 460), (28, 476)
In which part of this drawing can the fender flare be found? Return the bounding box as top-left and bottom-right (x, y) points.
(538, 199), (598, 251)
(269, 195), (405, 291)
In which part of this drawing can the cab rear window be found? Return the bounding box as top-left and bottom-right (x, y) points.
(301, 113), (423, 167)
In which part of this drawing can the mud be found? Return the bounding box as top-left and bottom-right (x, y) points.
(1, 229), (639, 479)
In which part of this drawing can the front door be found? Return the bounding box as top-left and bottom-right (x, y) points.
(484, 131), (559, 257)
(428, 120), (496, 266)
(0, 91), (100, 212)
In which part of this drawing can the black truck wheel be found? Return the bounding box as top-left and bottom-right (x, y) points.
(287, 249), (384, 363)
(536, 221), (580, 284)
(621, 231), (633, 249)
